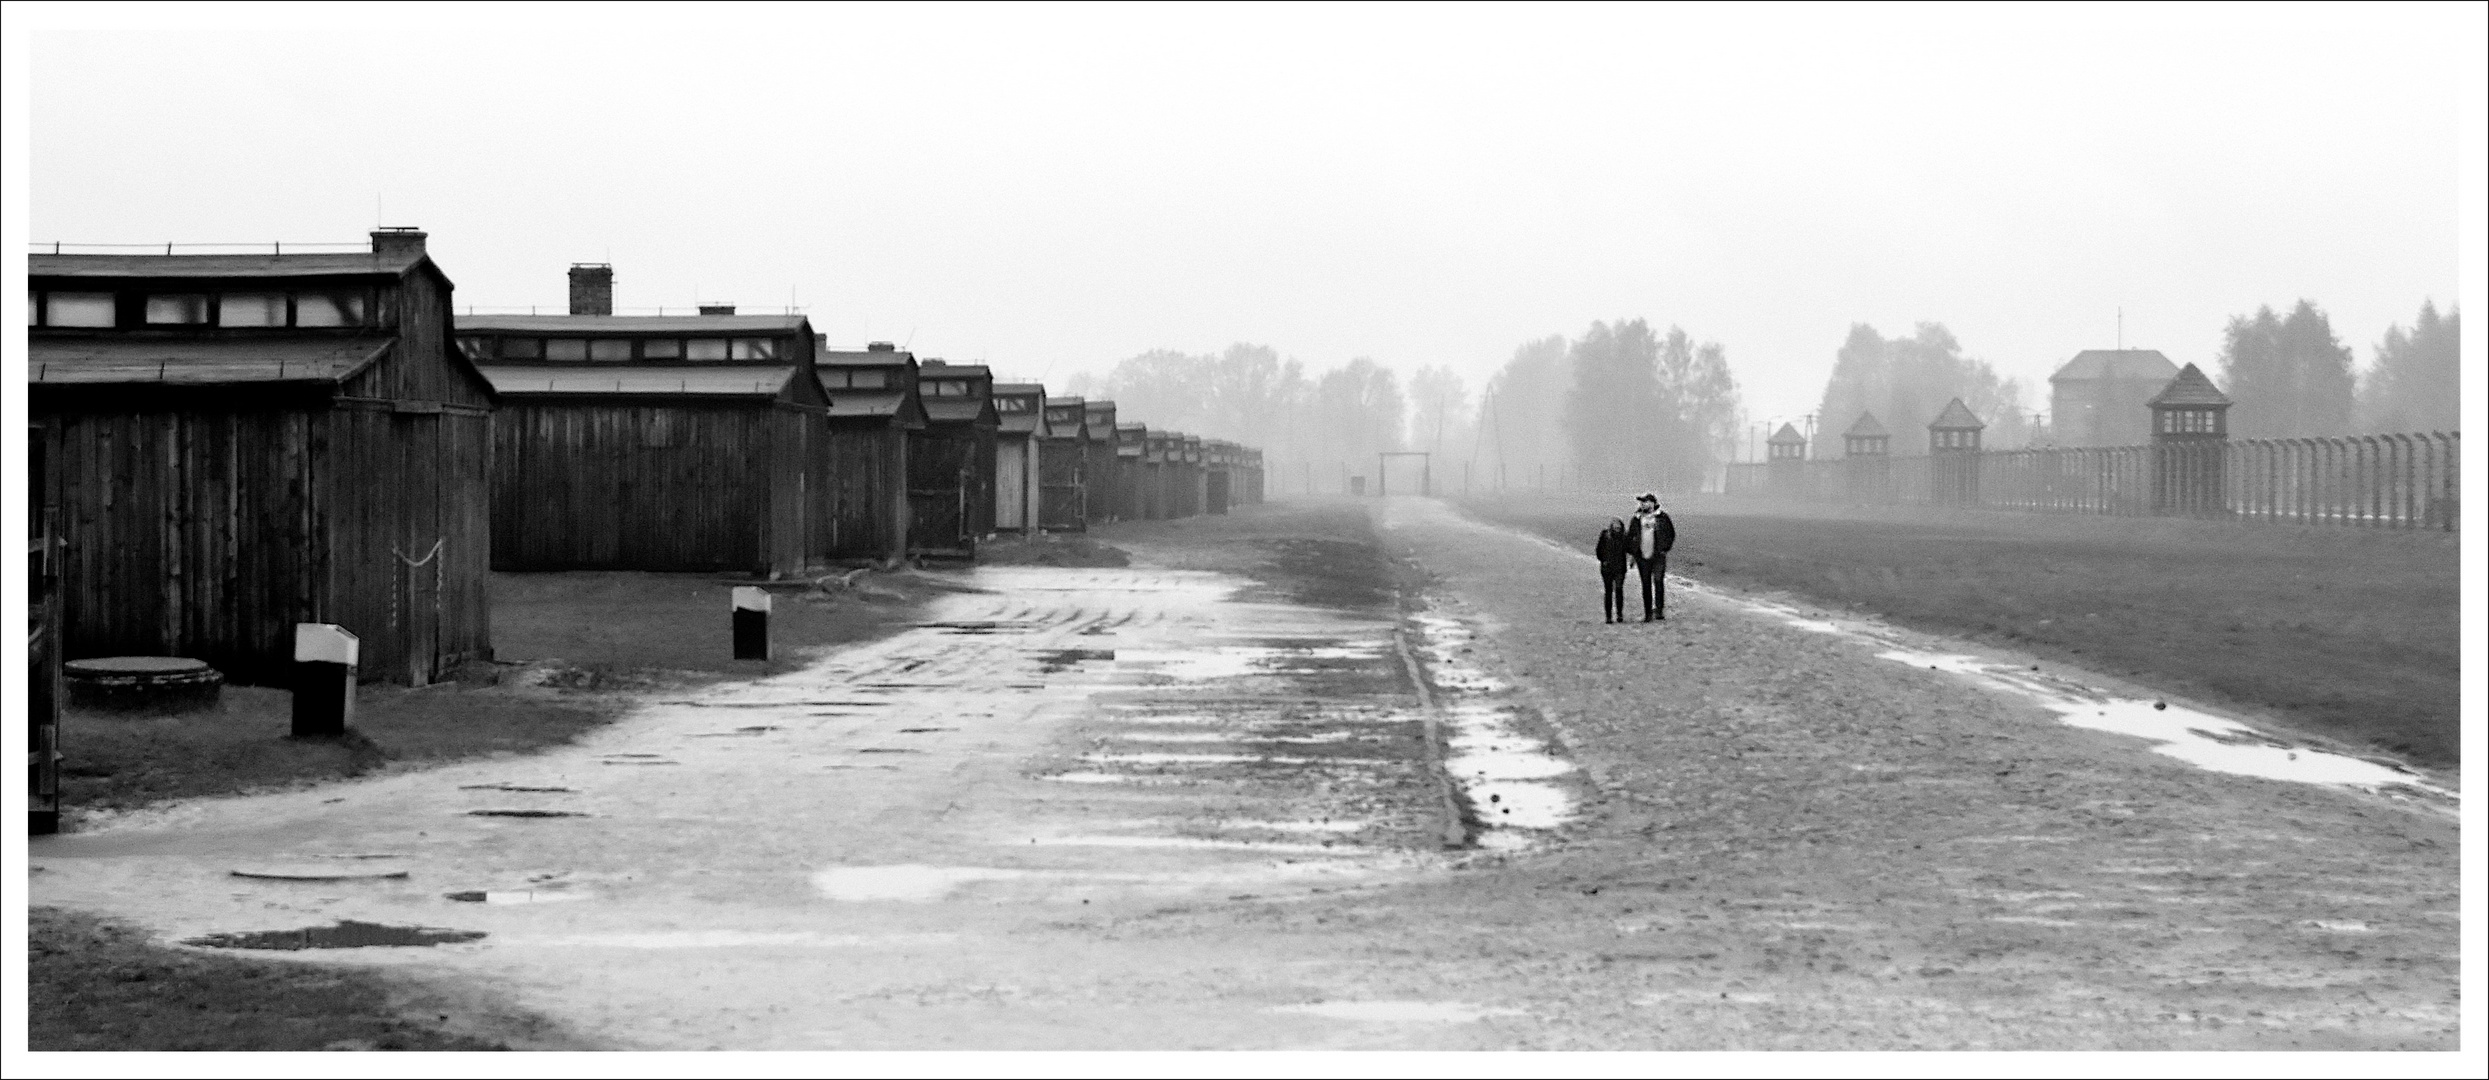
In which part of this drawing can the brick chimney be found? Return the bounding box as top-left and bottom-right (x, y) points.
(569, 264), (614, 316)
(867, 341), (897, 352)
(370, 227), (427, 258)
(698, 302), (737, 316)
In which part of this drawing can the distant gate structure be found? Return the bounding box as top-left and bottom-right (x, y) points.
(1374, 451), (1432, 497)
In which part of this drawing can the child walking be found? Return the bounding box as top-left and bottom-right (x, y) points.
(1595, 517), (1630, 623)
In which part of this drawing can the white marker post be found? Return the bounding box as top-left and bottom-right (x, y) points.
(732, 587), (771, 661)
(292, 623), (360, 738)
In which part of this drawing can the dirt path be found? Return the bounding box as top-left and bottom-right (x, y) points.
(25, 498), (2460, 1050)
(1372, 496), (2458, 1049)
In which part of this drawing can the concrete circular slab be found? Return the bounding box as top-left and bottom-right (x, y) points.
(65, 656), (224, 713)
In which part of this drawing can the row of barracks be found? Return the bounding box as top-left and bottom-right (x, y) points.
(27, 231), (1264, 685)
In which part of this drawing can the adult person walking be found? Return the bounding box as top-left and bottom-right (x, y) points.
(1626, 492), (1675, 621)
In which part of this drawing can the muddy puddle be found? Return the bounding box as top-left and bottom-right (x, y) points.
(1873, 648), (2454, 802)
(187, 921), (486, 950)
(446, 889), (592, 905)
(1404, 609), (1583, 847)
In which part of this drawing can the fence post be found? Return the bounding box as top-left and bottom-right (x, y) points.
(2333, 437), (2350, 524)
(2386, 434), (2407, 528)
(2294, 439), (2309, 524)
(2447, 432), (2462, 532)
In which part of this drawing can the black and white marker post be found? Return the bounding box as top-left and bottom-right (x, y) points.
(291, 623), (359, 738)
(732, 586), (771, 661)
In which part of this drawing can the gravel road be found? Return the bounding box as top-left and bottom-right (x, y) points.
(25, 497), (2459, 1050)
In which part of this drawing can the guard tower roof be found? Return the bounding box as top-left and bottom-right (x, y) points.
(1929, 398), (1986, 430)
(2147, 363), (2232, 408)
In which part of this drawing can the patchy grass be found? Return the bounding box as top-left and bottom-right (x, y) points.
(58, 681), (609, 813)
(1464, 493), (2461, 766)
(58, 568), (944, 815)
(489, 568), (954, 677)
(976, 532), (1134, 568)
(26, 907), (519, 1051)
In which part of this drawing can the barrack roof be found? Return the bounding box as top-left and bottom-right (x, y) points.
(29, 336), (391, 385)
(476, 364), (798, 397)
(990, 383), (1042, 432)
(31, 251), (427, 279)
(458, 314), (809, 334)
(825, 391), (921, 421)
(819, 348), (914, 367)
(923, 399), (992, 423)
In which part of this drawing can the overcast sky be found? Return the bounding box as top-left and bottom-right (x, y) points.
(18, 4), (2477, 426)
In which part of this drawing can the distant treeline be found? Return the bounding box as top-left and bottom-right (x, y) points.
(1058, 345), (1445, 482)
(1048, 298), (2454, 496)
(2226, 299), (2460, 438)
(1476, 320), (1741, 495)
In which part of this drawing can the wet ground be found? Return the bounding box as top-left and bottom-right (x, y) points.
(25, 498), (2463, 1050)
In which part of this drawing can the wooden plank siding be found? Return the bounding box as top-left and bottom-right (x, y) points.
(1081, 405), (1118, 525)
(491, 400), (816, 575)
(819, 422), (909, 562)
(39, 394), (491, 687)
(1038, 429), (1087, 532)
(907, 429), (977, 556)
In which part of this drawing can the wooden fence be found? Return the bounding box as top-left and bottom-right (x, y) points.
(1722, 432), (2460, 530)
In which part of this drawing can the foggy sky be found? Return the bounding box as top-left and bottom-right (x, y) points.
(14, 5), (2475, 428)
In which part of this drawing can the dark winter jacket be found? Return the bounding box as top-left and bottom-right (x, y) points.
(1626, 510), (1675, 565)
(1595, 524), (1630, 573)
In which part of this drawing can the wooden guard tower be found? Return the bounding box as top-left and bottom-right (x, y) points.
(2148, 363), (2231, 515)
(1766, 422), (1807, 497)
(1929, 397), (1985, 505)
(1843, 411), (1890, 502)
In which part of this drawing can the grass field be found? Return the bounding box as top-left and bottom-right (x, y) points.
(26, 908), (528, 1051)
(1462, 493), (2462, 767)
